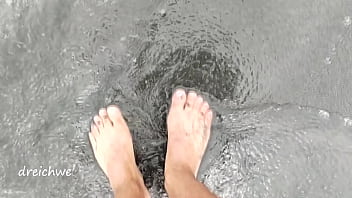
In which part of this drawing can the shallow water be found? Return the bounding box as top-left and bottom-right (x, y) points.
(0, 0), (352, 197)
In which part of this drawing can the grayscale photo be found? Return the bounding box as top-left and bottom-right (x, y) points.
(0, 0), (352, 197)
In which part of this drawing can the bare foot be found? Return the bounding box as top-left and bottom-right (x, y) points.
(165, 89), (213, 178)
(89, 105), (149, 197)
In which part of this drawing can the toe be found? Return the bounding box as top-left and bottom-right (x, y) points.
(91, 123), (100, 137)
(99, 108), (112, 127)
(88, 130), (97, 154)
(170, 89), (187, 110)
(94, 115), (103, 129)
(107, 105), (123, 126)
(200, 102), (210, 115)
(185, 91), (197, 111)
(204, 110), (213, 143)
(205, 110), (213, 127)
(194, 96), (203, 112)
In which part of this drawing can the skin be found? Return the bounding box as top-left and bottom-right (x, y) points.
(89, 89), (217, 198)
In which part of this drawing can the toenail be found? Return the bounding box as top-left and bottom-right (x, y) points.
(175, 89), (185, 98)
(94, 117), (101, 125)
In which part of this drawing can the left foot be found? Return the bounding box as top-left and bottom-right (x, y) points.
(89, 105), (149, 196)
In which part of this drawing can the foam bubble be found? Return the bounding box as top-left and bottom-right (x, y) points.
(343, 16), (351, 27)
(0, 160), (5, 184)
(344, 117), (352, 127)
(318, 110), (330, 119)
(160, 9), (167, 17)
(5, 0), (11, 6)
(324, 57), (332, 65)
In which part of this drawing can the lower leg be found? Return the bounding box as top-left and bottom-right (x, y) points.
(111, 178), (149, 198)
(165, 166), (217, 198)
(108, 163), (149, 198)
(88, 106), (150, 198)
(165, 89), (217, 198)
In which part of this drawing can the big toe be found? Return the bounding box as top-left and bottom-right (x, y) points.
(170, 89), (187, 111)
(107, 105), (123, 126)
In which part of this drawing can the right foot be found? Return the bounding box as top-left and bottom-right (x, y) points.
(165, 89), (213, 178)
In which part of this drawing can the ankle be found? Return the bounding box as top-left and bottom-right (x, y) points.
(112, 177), (149, 197)
(164, 165), (196, 190)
